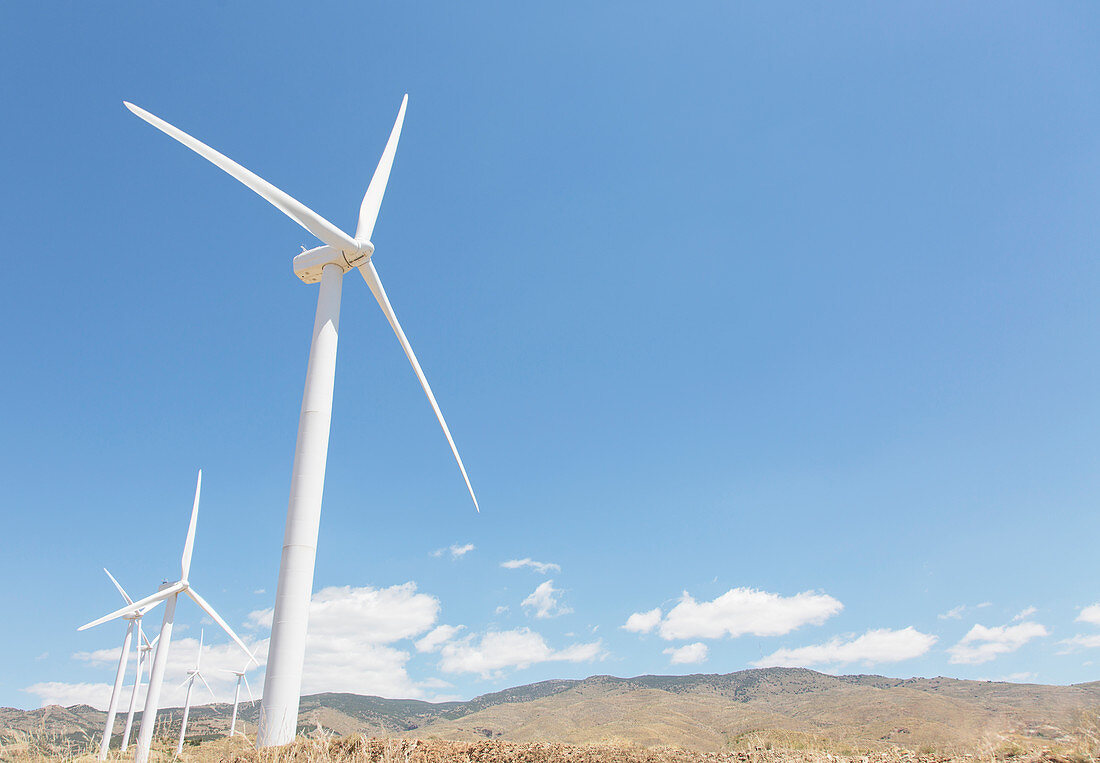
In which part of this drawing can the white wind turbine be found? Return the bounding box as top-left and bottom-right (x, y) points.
(122, 95), (481, 747)
(120, 631), (159, 752)
(77, 471), (255, 763)
(222, 660), (257, 737)
(93, 569), (160, 760)
(175, 629), (217, 755)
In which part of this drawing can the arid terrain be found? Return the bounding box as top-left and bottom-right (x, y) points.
(3, 669), (1099, 761)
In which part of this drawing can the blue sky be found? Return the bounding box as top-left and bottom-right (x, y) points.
(2, 1), (1100, 710)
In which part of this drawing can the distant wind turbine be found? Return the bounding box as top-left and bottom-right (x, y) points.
(175, 629), (216, 755)
(93, 569), (160, 760)
(77, 471), (254, 763)
(121, 95), (481, 747)
(222, 659), (257, 737)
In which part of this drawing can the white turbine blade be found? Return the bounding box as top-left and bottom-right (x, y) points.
(197, 673), (216, 702)
(242, 674), (256, 705)
(355, 94), (407, 243)
(181, 470), (201, 580)
(104, 568), (133, 605)
(123, 101), (359, 254)
(177, 674), (195, 690)
(78, 582), (184, 631)
(197, 628), (204, 670)
(184, 588), (255, 660)
(359, 261), (480, 512)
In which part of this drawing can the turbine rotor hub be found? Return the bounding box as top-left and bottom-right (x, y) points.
(292, 243), (374, 284)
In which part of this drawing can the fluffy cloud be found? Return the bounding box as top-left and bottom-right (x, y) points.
(23, 682), (117, 709)
(664, 642), (708, 665)
(1078, 604), (1100, 626)
(948, 621), (1049, 665)
(654, 588), (842, 641)
(437, 628), (602, 678)
(623, 608), (662, 634)
(432, 543), (475, 560)
(501, 558), (561, 574)
(753, 627), (937, 668)
(521, 580), (572, 619)
(34, 583), (446, 709)
(35, 632), (264, 710)
(415, 625), (464, 653)
(1013, 607), (1038, 622)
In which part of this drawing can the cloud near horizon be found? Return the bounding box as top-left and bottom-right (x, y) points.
(626, 587), (843, 641)
(437, 628), (602, 678)
(947, 621), (1049, 665)
(753, 627), (937, 668)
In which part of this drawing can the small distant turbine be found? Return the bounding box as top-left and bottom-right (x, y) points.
(94, 569), (161, 760)
(175, 629), (216, 755)
(221, 660), (257, 737)
(120, 631), (158, 752)
(122, 95), (481, 747)
(77, 471), (254, 763)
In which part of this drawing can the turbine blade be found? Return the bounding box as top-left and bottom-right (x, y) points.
(177, 674), (194, 690)
(243, 674), (255, 705)
(359, 262), (480, 512)
(78, 583), (183, 631)
(123, 102), (359, 254)
(184, 588), (255, 660)
(181, 470), (201, 580)
(197, 628), (204, 670)
(355, 94), (407, 243)
(104, 568), (133, 605)
(198, 673), (216, 702)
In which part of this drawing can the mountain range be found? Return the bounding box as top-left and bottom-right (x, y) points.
(4, 668), (1099, 753)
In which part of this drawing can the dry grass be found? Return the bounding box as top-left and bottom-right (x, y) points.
(0, 735), (1091, 763)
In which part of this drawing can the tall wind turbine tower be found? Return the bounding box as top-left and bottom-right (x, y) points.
(122, 96), (480, 747)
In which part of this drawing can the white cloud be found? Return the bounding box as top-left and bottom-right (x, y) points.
(753, 627), (937, 668)
(521, 580), (572, 619)
(623, 608), (662, 634)
(664, 642), (708, 665)
(24, 682), (117, 709)
(432, 543), (475, 560)
(1078, 604), (1100, 626)
(1058, 634), (1100, 654)
(415, 625), (463, 653)
(655, 588), (842, 641)
(938, 602), (991, 620)
(437, 628), (602, 678)
(948, 621), (1049, 665)
(1013, 606), (1038, 622)
(501, 558), (561, 574)
(28, 583), (447, 709)
(1003, 672), (1036, 682)
(494, 605), (509, 615)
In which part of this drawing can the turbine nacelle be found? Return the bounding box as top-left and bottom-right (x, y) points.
(292, 242), (374, 284)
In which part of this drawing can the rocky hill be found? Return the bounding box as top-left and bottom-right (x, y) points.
(4, 668), (1098, 754)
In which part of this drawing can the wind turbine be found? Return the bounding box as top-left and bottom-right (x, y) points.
(120, 631), (158, 752)
(93, 569), (160, 760)
(222, 660), (257, 737)
(122, 95), (481, 747)
(175, 629), (216, 755)
(77, 471), (254, 763)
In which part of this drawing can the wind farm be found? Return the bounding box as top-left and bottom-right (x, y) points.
(5, 3), (1100, 762)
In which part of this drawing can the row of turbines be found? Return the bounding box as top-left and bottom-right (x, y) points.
(81, 472), (257, 758)
(77, 94), (481, 763)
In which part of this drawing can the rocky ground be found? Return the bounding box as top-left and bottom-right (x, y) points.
(0, 737), (1092, 763)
